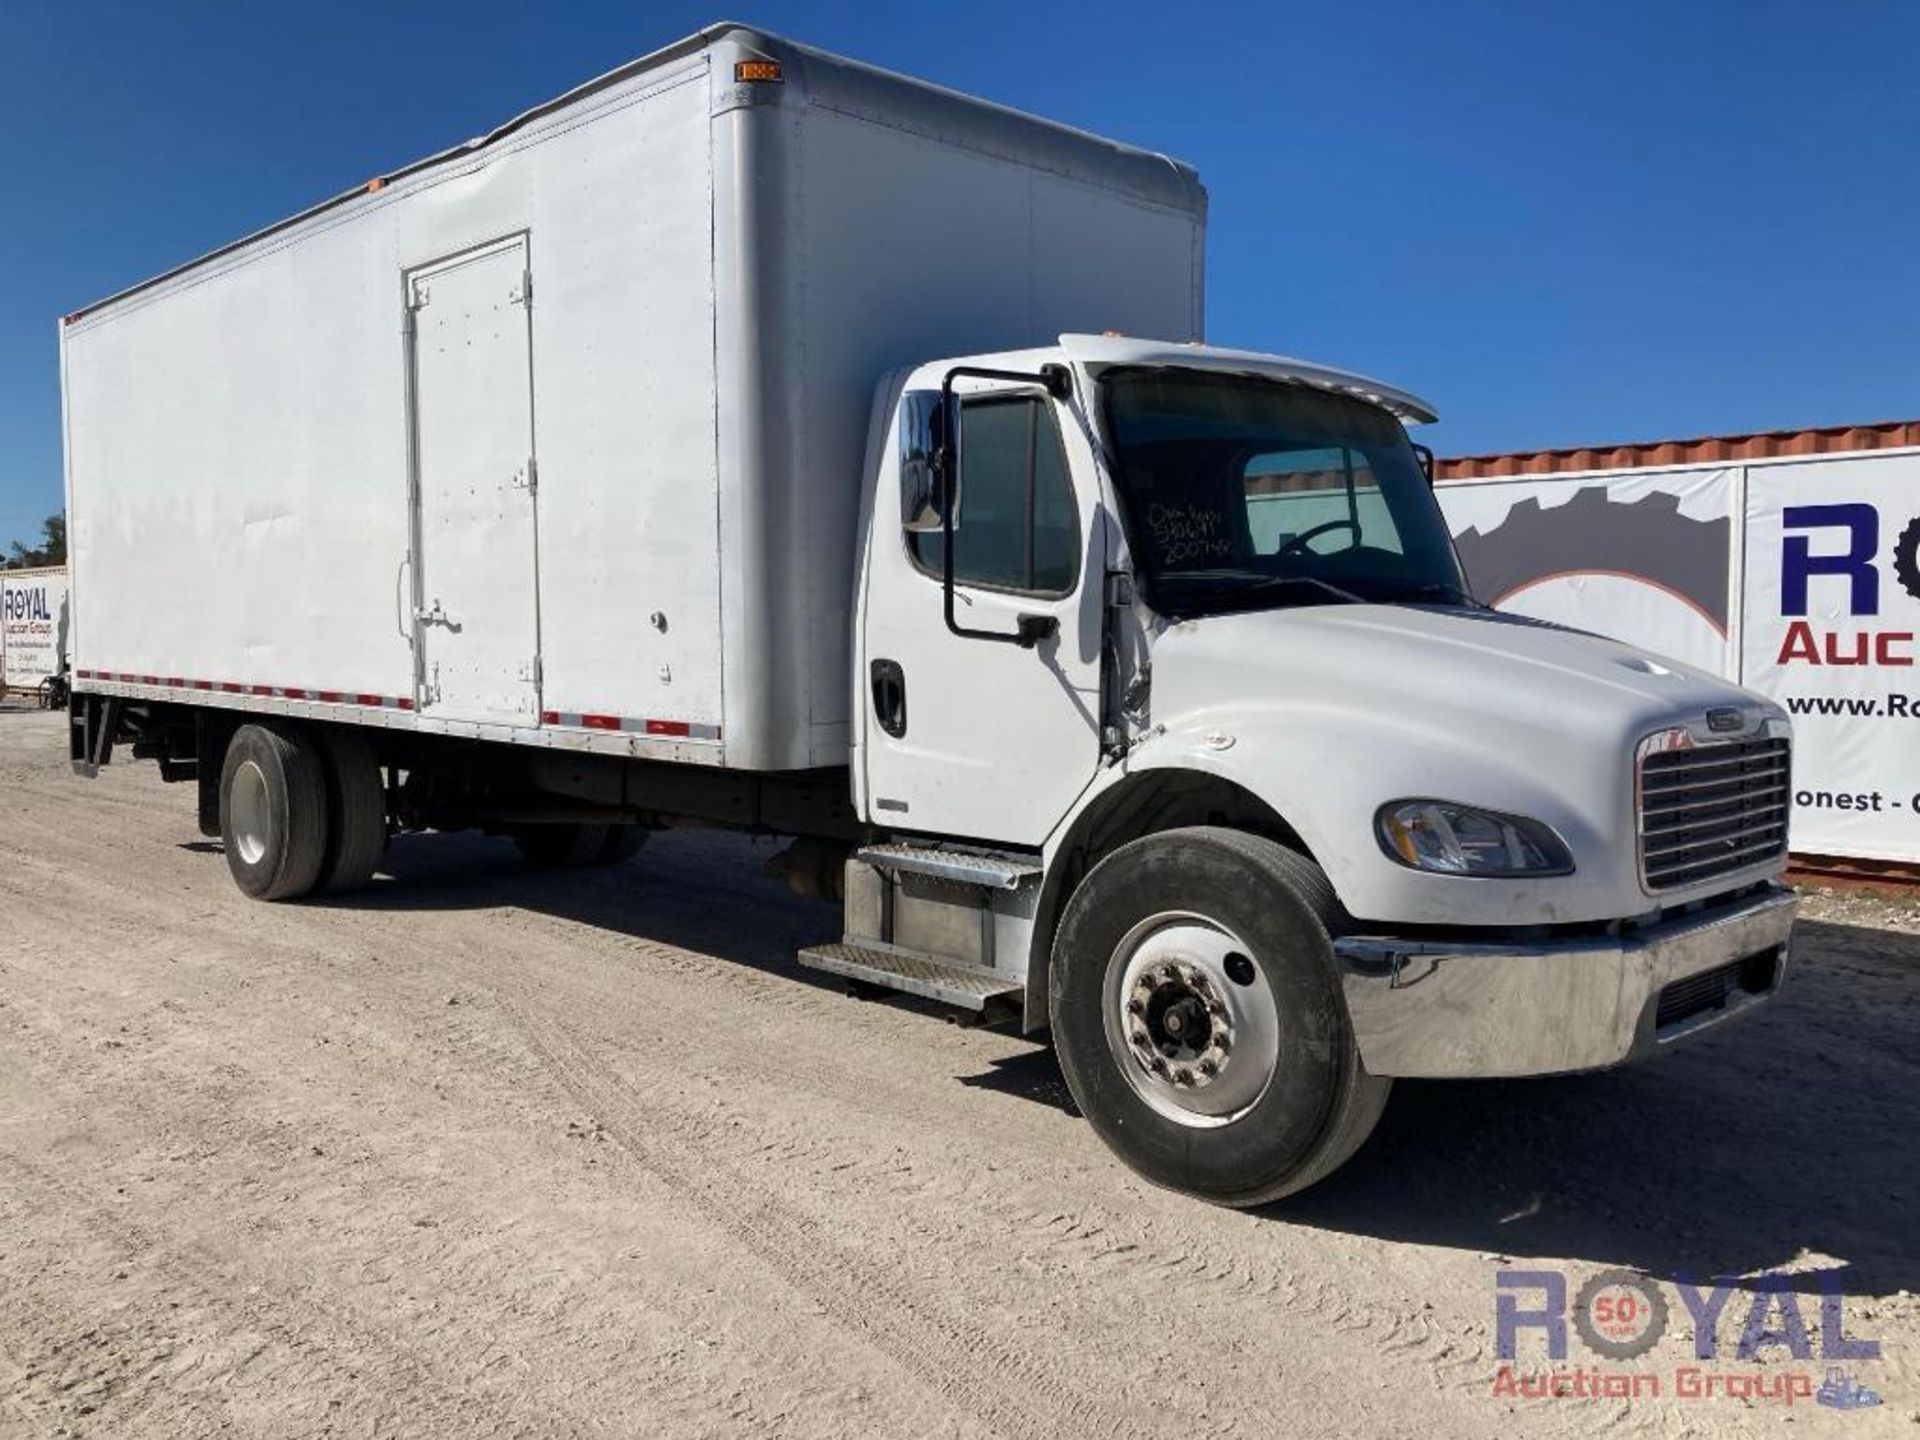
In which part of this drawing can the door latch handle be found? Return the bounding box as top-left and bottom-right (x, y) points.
(870, 658), (907, 739)
(416, 599), (456, 629)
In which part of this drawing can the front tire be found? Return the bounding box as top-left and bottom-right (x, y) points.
(1049, 827), (1389, 1206)
(220, 723), (331, 901)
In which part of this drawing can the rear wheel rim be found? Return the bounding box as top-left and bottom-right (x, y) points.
(230, 760), (272, 867)
(1102, 910), (1280, 1128)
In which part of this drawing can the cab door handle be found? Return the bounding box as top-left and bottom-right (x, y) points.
(870, 658), (907, 738)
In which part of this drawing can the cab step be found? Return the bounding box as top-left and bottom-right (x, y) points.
(799, 941), (1022, 1016)
(854, 843), (1041, 891)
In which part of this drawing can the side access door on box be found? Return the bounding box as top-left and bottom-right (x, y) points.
(403, 234), (543, 726)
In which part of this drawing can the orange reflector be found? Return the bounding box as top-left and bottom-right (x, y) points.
(365, 177), (386, 193)
(735, 59), (783, 83)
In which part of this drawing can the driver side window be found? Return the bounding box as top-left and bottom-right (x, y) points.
(910, 396), (1080, 595)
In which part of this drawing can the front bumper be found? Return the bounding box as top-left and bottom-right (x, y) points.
(1333, 885), (1796, 1079)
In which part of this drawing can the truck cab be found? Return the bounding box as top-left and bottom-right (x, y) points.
(821, 332), (1796, 1203)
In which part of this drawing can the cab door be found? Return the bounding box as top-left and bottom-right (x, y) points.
(860, 382), (1103, 846)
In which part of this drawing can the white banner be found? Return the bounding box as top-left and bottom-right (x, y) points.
(1741, 454), (1920, 861)
(1, 570), (68, 693)
(1439, 469), (1738, 676)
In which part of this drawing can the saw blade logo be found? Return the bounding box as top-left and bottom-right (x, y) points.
(1572, 1269), (1669, 1360)
(1450, 487), (1730, 629)
(1894, 514), (1920, 603)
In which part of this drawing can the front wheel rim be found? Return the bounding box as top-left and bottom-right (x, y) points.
(229, 759), (272, 867)
(1101, 911), (1281, 1128)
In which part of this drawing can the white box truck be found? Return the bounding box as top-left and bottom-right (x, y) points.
(59, 24), (1797, 1203)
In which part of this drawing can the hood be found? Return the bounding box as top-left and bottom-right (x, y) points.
(1148, 603), (1770, 754)
(1127, 602), (1786, 927)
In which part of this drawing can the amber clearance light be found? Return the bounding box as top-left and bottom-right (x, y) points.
(735, 59), (783, 83)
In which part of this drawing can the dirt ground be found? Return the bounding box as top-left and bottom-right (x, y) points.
(0, 706), (1914, 1438)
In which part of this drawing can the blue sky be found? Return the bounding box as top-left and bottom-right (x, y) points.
(3, 1), (1916, 551)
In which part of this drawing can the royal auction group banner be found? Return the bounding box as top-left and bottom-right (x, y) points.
(1439, 451), (1920, 863)
(1, 568), (68, 695)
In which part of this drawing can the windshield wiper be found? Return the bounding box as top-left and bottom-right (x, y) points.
(1213, 573), (1369, 607)
(1400, 581), (1491, 610)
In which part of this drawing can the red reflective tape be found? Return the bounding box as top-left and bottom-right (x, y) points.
(282, 687), (308, 700)
(644, 719), (691, 738)
(140, 675), (159, 686)
(540, 710), (560, 725)
(581, 713), (621, 731)
(396, 697), (414, 711)
(352, 693), (380, 707)
(316, 690), (342, 702)
(220, 682), (243, 694)
(164, 677), (184, 688)
(191, 679), (213, 691)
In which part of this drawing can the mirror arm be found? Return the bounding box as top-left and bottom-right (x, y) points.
(936, 364), (1073, 648)
(1411, 441), (1436, 488)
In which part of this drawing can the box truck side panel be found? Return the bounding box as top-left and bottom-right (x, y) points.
(65, 214), (411, 703)
(762, 83), (1207, 765)
(521, 62), (721, 739)
(63, 54), (722, 746)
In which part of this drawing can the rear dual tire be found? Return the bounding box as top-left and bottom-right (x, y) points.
(511, 823), (649, 870)
(221, 724), (331, 901)
(1049, 827), (1390, 1206)
(221, 722), (386, 900)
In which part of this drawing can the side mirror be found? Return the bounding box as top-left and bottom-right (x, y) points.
(900, 390), (960, 533)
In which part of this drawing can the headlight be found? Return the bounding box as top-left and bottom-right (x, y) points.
(1375, 800), (1573, 877)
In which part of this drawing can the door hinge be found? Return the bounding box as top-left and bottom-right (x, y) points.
(514, 457), (538, 494)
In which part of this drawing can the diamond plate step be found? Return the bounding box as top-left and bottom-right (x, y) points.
(799, 941), (1023, 1012)
(854, 843), (1042, 891)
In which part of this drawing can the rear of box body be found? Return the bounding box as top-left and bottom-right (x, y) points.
(61, 26), (1205, 771)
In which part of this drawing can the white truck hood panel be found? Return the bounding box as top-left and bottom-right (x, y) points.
(1132, 604), (1787, 926)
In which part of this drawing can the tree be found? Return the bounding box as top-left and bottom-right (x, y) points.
(4, 513), (65, 570)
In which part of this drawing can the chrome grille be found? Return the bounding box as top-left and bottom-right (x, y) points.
(1638, 734), (1790, 891)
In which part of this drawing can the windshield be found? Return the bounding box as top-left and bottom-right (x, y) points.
(1100, 368), (1470, 618)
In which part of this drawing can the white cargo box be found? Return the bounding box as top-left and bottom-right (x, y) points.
(61, 24), (1205, 770)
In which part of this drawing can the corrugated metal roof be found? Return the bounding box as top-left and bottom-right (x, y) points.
(1436, 418), (1920, 480)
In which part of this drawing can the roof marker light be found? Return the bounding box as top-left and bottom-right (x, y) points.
(735, 59), (783, 83)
